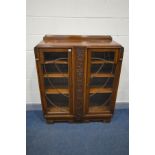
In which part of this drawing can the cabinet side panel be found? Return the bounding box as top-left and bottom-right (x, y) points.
(111, 48), (124, 112)
(34, 47), (47, 113)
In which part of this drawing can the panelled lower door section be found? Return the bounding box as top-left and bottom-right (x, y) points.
(39, 48), (73, 114)
(86, 49), (118, 114)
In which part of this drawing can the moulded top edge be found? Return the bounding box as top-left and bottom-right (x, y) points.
(43, 35), (112, 42)
(34, 35), (123, 49)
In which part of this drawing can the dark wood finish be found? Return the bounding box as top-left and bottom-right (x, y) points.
(73, 47), (85, 121)
(34, 35), (124, 123)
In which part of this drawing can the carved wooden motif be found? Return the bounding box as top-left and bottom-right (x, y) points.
(74, 47), (85, 120)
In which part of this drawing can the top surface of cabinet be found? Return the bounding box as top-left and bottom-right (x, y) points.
(35, 35), (122, 48)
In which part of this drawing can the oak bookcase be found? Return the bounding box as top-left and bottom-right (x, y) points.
(34, 35), (124, 123)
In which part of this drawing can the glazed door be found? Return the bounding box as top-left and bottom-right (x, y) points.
(38, 48), (73, 115)
(85, 48), (119, 114)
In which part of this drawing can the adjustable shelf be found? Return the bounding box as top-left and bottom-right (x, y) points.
(45, 88), (69, 94)
(47, 106), (69, 113)
(89, 106), (111, 113)
(44, 60), (68, 64)
(90, 87), (113, 94)
(34, 35), (124, 123)
(43, 73), (68, 78)
(91, 60), (114, 64)
(91, 73), (114, 78)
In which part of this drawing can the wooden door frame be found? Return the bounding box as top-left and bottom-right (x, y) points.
(34, 47), (74, 116)
(84, 48), (120, 115)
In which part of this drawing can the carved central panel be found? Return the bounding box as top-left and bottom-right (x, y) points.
(74, 47), (85, 120)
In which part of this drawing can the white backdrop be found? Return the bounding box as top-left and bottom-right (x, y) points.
(26, 0), (129, 104)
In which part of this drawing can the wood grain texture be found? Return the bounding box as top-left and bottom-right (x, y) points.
(34, 35), (124, 122)
(74, 47), (85, 121)
(44, 73), (68, 78)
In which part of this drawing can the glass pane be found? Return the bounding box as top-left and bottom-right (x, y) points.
(44, 52), (68, 61)
(88, 50), (115, 113)
(89, 93), (111, 106)
(42, 64), (68, 73)
(90, 77), (114, 88)
(91, 64), (115, 74)
(42, 51), (70, 113)
(91, 51), (115, 61)
(89, 93), (112, 112)
(46, 94), (69, 113)
(44, 78), (68, 88)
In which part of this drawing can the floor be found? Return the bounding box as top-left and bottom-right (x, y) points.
(26, 109), (129, 155)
